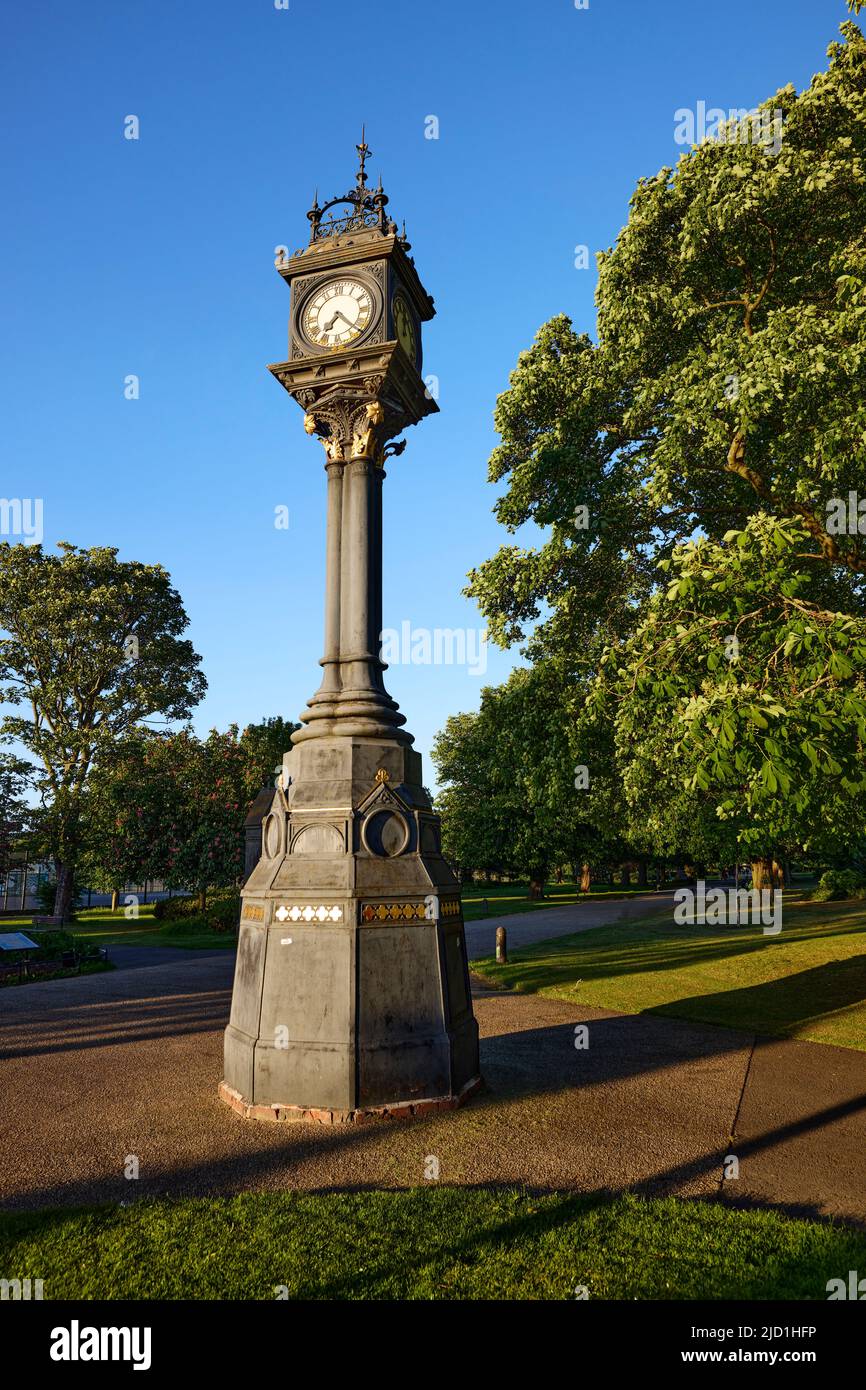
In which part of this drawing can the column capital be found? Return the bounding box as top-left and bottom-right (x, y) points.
(302, 394), (407, 467)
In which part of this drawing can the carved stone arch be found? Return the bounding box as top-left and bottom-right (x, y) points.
(291, 822), (345, 855)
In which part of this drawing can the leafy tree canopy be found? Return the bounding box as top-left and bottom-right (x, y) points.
(0, 542), (206, 914)
(469, 22), (866, 661)
(239, 716), (300, 799)
(458, 20), (866, 872)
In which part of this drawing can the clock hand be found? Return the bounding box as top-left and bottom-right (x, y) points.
(323, 309), (351, 332)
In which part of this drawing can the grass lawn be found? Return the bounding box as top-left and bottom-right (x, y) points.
(1, 1188), (863, 1300)
(461, 880), (660, 921)
(0, 906), (237, 951)
(473, 897), (866, 1051)
(0, 959), (114, 989)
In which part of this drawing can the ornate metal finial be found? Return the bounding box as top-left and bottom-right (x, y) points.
(356, 126), (371, 191)
(307, 187), (321, 238)
(373, 171), (388, 230)
(304, 132), (395, 245)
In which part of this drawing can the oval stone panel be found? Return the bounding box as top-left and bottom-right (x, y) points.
(363, 810), (409, 857)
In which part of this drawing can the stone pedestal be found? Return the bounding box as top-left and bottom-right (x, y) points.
(222, 738), (481, 1121)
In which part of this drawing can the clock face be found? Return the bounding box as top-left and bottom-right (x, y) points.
(302, 278), (373, 348)
(393, 294), (417, 362)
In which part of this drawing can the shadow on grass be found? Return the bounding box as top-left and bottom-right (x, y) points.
(475, 904), (866, 995)
(2, 1184), (865, 1301)
(644, 954), (866, 1040)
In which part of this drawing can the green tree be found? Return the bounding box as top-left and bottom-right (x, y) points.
(239, 716), (299, 800)
(433, 665), (626, 896)
(0, 753), (32, 882)
(465, 20), (866, 878)
(0, 543), (206, 920)
(594, 516), (866, 881)
(165, 728), (248, 909)
(82, 721), (296, 913)
(79, 731), (180, 907)
(470, 22), (866, 652)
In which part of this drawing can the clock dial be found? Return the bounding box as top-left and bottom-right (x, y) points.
(303, 279), (373, 348)
(392, 294), (417, 362)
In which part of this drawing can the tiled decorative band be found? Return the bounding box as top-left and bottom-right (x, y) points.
(274, 903), (343, 923)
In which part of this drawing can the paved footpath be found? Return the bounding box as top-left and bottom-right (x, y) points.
(105, 945), (231, 971)
(464, 891), (673, 960)
(0, 895), (863, 1226)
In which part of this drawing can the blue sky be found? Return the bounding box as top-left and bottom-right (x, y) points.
(0, 0), (851, 784)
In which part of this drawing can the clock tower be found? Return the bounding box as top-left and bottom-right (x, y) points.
(220, 137), (482, 1123)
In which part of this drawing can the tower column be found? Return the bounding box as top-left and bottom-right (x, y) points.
(295, 416), (406, 743)
(305, 457), (344, 719)
(339, 454), (380, 698)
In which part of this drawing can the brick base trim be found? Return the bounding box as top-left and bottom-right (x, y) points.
(217, 1075), (483, 1125)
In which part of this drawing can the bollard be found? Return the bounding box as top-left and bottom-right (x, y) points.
(496, 925), (507, 964)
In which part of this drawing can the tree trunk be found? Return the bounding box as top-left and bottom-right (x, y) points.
(198, 886), (207, 913)
(636, 860), (648, 888)
(53, 862), (75, 924)
(751, 857), (775, 890)
(554, 865), (563, 885)
(111, 889), (119, 912)
(528, 873), (545, 900)
(620, 864), (631, 887)
(580, 861), (592, 893)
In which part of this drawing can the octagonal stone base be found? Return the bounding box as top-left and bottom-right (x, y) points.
(221, 736), (481, 1118)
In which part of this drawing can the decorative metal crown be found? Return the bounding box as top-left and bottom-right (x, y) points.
(306, 130), (410, 248)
